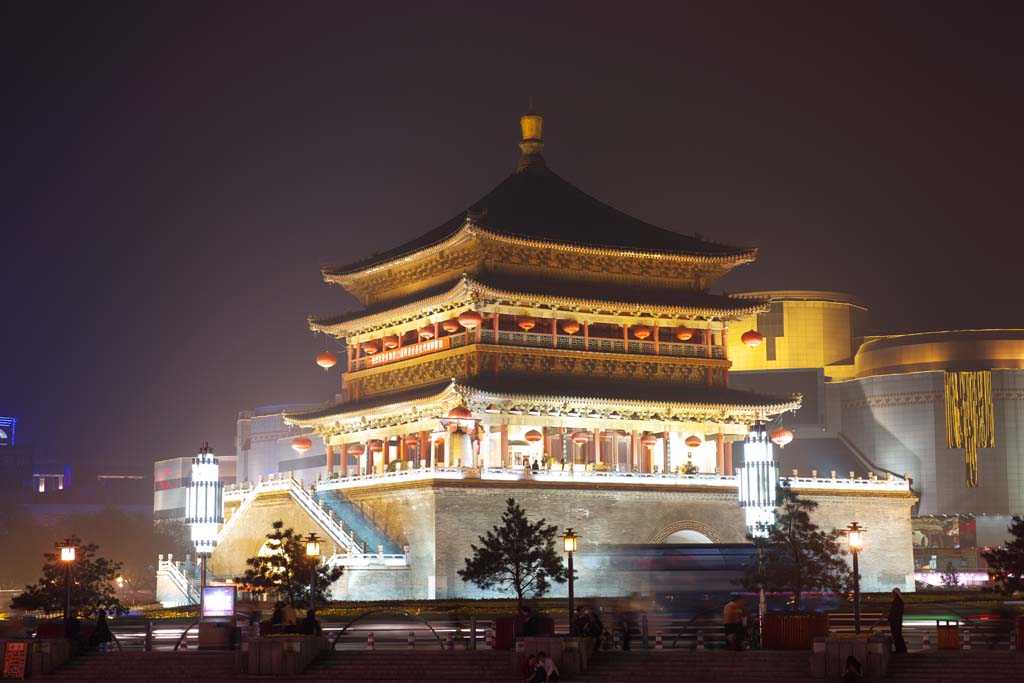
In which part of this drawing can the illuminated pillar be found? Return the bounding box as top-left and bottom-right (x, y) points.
(737, 424), (777, 537)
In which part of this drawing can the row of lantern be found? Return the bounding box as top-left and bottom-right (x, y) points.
(292, 426), (794, 453)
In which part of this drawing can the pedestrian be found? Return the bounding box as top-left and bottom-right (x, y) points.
(888, 588), (907, 653)
(619, 612), (632, 651)
(536, 650), (559, 682)
(519, 605), (538, 636)
(521, 654), (538, 682)
(89, 610), (113, 653)
(724, 595), (748, 651)
(842, 655), (863, 682)
(297, 609), (322, 636)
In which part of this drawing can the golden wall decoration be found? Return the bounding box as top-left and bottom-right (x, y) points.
(944, 370), (994, 488)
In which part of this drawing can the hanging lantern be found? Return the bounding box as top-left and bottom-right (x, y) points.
(418, 326), (435, 339)
(770, 427), (794, 448)
(517, 317), (536, 331)
(675, 327), (694, 342)
(561, 321), (580, 335)
(447, 406), (472, 419)
(571, 431), (589, 446)
(315, 351), (337, 370)
(383, 335), (399, 350)
(441, 320), (461, 333)
(524, 429), (543, 443)
(362, 341), (380, 355)
(368, 439), (384, 452)
(404, 435), (420, 448)
(291, 437), (313, 453)
(632, 326), (652, 340)
(641, 433), (658, 448)
(458, 311), (483, 328)
(347, 444), (365, 457)
(741, 330), (765, 348)
(684, 435), (702, 449)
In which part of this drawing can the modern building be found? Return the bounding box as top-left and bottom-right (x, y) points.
(172, 113), (916, 605)
(236, 404), (323, 484)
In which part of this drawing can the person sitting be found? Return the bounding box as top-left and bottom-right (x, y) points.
(842, 655), (863, 682)
(521, 654), (538, 682)
(536, 651), (559, 682)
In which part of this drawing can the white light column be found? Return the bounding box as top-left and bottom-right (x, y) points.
(186, 442), (223, 606)
(737, 423), (778, 538)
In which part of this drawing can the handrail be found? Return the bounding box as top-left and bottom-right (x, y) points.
(330, 609), (446, 651)
(157, 560), (200, 605)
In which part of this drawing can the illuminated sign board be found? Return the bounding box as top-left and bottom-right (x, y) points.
(0, 417), (14, 447)
(202, 585), (236, 618)
(368, 337), (451, 368)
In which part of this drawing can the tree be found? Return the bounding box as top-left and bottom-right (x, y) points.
(458, 498), (567, 604)
(982, 515), (1024, 594)
(11, 535), (125, 616)
(234, 521), (344, 605)
(940, 561), (960, 589)
(739, 487), (853, 610)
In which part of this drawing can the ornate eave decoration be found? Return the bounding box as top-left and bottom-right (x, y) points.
(309, 274), (768, 339)
(285, 379), (801, 437)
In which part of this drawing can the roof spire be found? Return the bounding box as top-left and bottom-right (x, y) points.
(517, 107), (545, 172)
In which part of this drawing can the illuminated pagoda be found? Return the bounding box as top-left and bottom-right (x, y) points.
(185, 112), (915, 605)
(291, 111), (799, 475)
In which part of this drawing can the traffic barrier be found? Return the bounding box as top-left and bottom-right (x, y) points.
(962, 629), (971, 651)
(613, 630), (621, 650)
(367, 631), (375, 651)
(407, 632), (415, 650)
(655, 631), (663, 650)
(921, 633), (930, 650)
(485, 628), (495, 649)
(696, 630), (705, 650)
(144, 621), (153, 652)
(446, 634), (454, 651)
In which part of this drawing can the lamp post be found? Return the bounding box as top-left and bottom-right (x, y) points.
(847, 522), (865, 634)
(60, 539), (75, 627)
(562, 528), (578, 635)
(305, 533), (322, 616)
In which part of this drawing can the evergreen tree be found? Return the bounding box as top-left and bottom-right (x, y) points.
(940, 561), (960, 589)
(740, 487), (853, 610)
(235, 521), (344, 605)
(10, 535), (125, 616)
(458, 498), (567, 604)
(982, 515), (1024, 594)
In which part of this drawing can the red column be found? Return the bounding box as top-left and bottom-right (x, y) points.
(326, 444), (334, 474)
(594, 428), (602, 467)
(653, 324), (659, 355)
(715, 432), (725, 475)
(623, 322), (629, 352)
(551, 316), (557, 348)
(630, 429), (638, 472)
(420, 431), (429, 467)
(724, 441), (734, 475)
(584, 322), (590, 351)
(663, 431), (669, 473)
(398, 435), (405, 463)
(500, 424), (509, 468)
(494, 312), (500, 342)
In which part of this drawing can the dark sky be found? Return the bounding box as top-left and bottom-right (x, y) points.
(2, 2), (1022, 474)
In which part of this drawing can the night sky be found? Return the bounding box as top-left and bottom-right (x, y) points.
(2, 2), (1021, 475)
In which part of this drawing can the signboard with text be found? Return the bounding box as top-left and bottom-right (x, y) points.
(202, 585), (236, 618)
(368, 337), (451, 368)
(3, 641), (28, 679)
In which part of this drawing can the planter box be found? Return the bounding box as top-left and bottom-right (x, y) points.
(812, 636), (890, 680)
(243, 635), (330, 675)
(762, 613), (829, 650)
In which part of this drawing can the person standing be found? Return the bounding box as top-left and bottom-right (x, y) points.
(724, 595), (748, 651)
(89, 610), (113, 653)
(888, 588), (907, 653)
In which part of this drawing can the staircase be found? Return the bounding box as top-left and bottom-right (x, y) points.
(314, 489), (401, 554)
(303, 650), (519, 681)
(886, 651), (1024, 681)
(38, 652), (239, 681)
(578, 650), (813, 682)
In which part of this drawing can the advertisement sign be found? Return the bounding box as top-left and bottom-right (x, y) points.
(202, 585), (236, 618)
(3, 641), (28, 679)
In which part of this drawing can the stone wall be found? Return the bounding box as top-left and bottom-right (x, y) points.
(204, 479), (915, 602)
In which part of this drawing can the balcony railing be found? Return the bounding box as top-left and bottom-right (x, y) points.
(350, 329), (724, 371)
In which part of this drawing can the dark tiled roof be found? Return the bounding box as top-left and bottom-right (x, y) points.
(327, 161), (752, 275)
(285, 382), (453, 422)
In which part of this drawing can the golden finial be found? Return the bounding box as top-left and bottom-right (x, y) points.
(517, 105), (545, 172)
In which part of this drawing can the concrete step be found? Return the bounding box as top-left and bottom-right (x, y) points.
(305, 650), (520, 681)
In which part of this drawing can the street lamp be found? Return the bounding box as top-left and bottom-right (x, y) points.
(562, 528), (579, 635)
(847, 522), (865, 634)
(305, 533), (322, 616)
(60, 539), (75, 628)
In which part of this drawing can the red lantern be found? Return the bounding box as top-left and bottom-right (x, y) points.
(441, 320), (460, 333)
(675, 327), (693, 342)
(561, 321), (581, 335)
(367, 439), (384, 452)
(447, 405), (472, 419)
(383, 335), (399, 350)
(362, 341), (380, 355)
(524, 429), (543, 443)
(571, 431), (589, 446)
(418, 325), (435, 339)
(404, 435), (420, 448)
(291, 437), (312, 453)
(517, 317), (536, 331)
(315, 352), (337, 370)
(347, 444), (365, 457)
(458, 311), (483, 328)
(632, 326), (652, 340)
(741, 330), (765, 348)
(770, 427), (794, 448)
(684, 435), (702, 449)
(641, 433), (658, 448)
